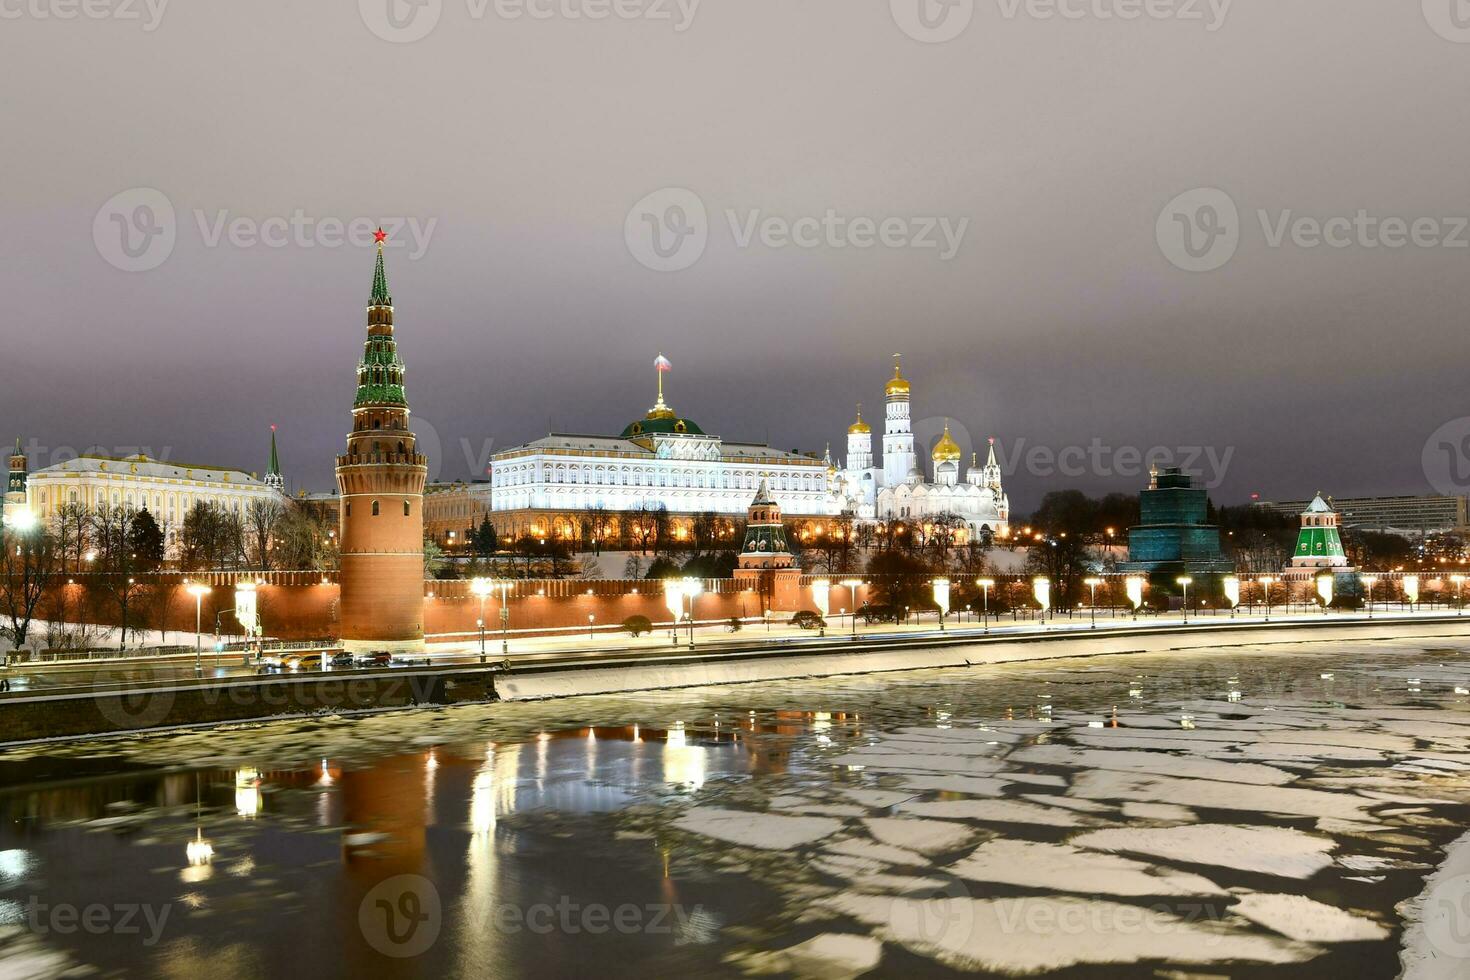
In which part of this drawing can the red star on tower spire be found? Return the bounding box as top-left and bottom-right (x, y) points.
(374, 227), (387, 245)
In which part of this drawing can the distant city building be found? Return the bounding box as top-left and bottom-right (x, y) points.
(489, 355), (837, 539)
(1289, 494), (1352, 570)
(1120, 466), (1233, 580)
(1257, 494), (1469, 535)
(837, 357), (1009, 541)
(424, 480), (493, 548)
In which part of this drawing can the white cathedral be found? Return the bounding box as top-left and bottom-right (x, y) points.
(834, 357), (1010, 541)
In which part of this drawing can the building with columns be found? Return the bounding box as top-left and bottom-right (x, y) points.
(335, 232), (428, 653)
(15, 431), (286, 554)
(836, 357), (1010, 541)
(488, 356), (839, 542)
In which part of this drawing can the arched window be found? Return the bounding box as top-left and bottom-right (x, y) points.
(372, 500), (380, 517)
(346, 502), (352, 517)
(404, 500), (410, 517)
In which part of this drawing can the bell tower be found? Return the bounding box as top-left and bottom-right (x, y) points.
(335, 231), (429, 652)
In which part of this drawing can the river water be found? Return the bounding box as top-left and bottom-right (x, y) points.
(2, 636), (1469, 979)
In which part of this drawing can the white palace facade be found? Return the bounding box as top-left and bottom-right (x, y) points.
(9, 434), (288, 555)
(835, 357), (1010, 540)
(490, 367), (838, 523)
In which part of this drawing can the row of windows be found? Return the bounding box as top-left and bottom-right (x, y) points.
(345, 500), (412, 517)
(497, 464), (825, 493)
(31, 485), (259, 520)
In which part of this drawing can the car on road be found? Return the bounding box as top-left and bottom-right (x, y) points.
(355, 651), (393, 668)
(288, 653), (326, 671)
(329, 652), (356, 668)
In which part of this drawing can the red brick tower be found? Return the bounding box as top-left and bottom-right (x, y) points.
(335, 231), (428, 652)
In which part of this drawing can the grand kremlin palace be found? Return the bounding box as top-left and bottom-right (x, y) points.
(487, 364), (841, 543)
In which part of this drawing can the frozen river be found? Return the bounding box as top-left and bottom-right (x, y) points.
(3, 635), (1470, 978)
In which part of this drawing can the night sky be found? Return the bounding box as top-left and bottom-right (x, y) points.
(3, 1), (1466, 511)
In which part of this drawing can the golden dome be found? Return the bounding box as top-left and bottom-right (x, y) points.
(932, 422), (962, 462)
(848, 404), (871, 434)
(885, 355), (910, 398)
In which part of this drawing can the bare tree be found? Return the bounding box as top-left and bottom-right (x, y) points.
(51, 501), (90, 574)
(91, 504), (150, 649)
(246, 498), (285, 570)
(1, 518), (59, 652)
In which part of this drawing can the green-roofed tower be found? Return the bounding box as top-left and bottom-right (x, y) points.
(335, 229), (429, 653)
(1290, 493), (1350, 569)
(264, 425), (284, 493)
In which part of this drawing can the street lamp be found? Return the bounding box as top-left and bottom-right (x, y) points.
(186, 583), (212, 677)
(470, 577), (492, 663)
(1360, 574), (1378, 618)
(840, 579), (863, 638)
(1452, 575), (1466, 616)
(1083, 577), (1103, 629)
(932, 578), (950, 631)
(1176, 576), (1193, 625)
(588, 613), (596, 642)
(1032, 577), (1051, 626)
(976, 578), (994, 633)
(1258, 576), (1276, 622)
(495, 579), (512, 656)
(681, 577), (702, 649)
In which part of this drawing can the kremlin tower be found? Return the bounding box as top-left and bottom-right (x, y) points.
(335, 231), (428, 652)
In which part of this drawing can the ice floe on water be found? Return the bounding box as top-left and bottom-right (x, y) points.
(950, 839), (1227, 897)
(12, 638), (1470, 978)
(1228, 893), (1389, 942)
(1071, 825), (1338, 879)
(674, 808), (843, 850)
(822, 893), (1318, 974)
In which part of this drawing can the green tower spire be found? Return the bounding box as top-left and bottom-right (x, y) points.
(355, 235), (408, 409)
(370, 229), (392, 307)
(264, 425), (284, 492)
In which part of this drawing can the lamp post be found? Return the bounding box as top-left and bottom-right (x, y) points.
(1258, 576), (1276, 623)
(976, 578), (994, 634)
(840, 579), (863, 638)
(932, 578), (950, 632)
(1083, 577), (1102, 629)
(1452, 575), (1467, 616)
(588, 613), (596, 642)
(186, 583), (212, 678)
(496, 580), (512, 656)
(1176, 576), (1193, 625)
(681, 577), (702, 650)
(1360, 575), (1378, 619)
(470, 577), (492, 663)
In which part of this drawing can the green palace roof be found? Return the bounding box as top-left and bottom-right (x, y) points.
(619, 416), (706, 439)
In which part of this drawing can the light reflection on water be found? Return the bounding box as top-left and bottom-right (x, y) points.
(0, 646), (1467, 977)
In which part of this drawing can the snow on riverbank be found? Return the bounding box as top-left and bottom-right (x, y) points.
(1400, 830), (1470, 979)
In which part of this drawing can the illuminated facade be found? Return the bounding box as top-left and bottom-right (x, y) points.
(490, 360), (838, 521)
(837, 357), (1010, 540)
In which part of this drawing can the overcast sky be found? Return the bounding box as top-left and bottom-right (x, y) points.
(3, 0), (1467, 511)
